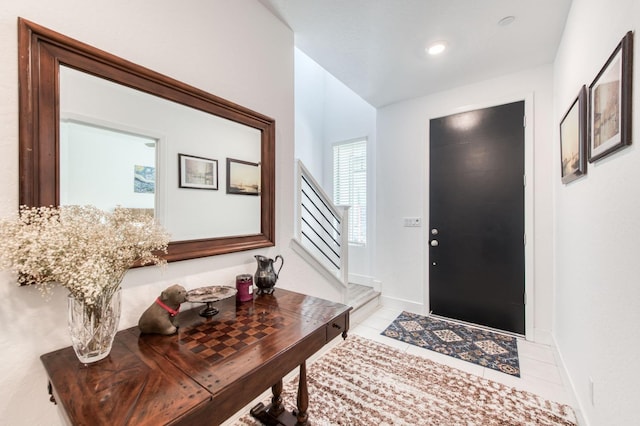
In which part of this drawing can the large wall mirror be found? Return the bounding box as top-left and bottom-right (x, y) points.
(18, 18), (275, 261)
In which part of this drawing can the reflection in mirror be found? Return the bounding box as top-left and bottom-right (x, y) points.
(18, 17), (275, 261)
(60, 119), (157, 216)
(59, 66), (261, 241)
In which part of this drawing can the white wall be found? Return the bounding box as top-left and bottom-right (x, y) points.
(553, 1), (640, 424)
(295, 48), (327, 181)
(0, 1), (343, 425)
(376, 65), (555, 340)
(294, 49), (377, 284)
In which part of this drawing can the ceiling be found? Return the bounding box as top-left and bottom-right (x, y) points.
(259, 0), (573, 108)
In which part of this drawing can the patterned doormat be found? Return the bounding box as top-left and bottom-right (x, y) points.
(382, 311), (520, 377)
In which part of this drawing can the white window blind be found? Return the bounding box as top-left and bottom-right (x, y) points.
(333, 139), (367, 245)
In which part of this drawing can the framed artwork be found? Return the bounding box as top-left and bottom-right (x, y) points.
(226, 158), (260, 196)
(588, 31), (633, 162)
(178, 153), (218, 190)
(560, 86), (587, 184)
(134, 165), (156, 193)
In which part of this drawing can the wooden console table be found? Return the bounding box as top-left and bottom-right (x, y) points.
(41, 289), (351, 425)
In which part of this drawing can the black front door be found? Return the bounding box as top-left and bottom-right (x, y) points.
(429, 101), (525, 334)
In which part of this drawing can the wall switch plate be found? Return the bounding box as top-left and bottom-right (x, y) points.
(589, 377), (595, 406)
(403, 217), (422, 227)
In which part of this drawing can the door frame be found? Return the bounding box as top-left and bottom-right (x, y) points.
(423, 93), (535, 340)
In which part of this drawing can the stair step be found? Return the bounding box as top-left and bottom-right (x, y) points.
(347, 283), (380, 311)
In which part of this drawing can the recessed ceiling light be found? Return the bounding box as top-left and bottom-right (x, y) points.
(498, 16), (516, 26)
(427, 42), (446, 56)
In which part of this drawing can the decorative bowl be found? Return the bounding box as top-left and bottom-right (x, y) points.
(186, 285), (237, 317)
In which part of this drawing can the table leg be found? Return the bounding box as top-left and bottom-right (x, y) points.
(250, 361), (310, 426)
(268, 379), (285, 417)
(295, 362), (308, 425)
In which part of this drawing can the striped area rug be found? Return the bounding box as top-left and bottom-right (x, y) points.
(237, 335), (576, 425)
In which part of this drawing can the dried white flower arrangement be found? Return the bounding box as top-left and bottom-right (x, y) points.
(0, 205), (170, 306)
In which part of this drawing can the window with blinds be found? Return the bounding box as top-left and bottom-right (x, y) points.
(333, 139), (367, 245)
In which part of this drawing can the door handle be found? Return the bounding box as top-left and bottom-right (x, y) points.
(430, 240), (439, 247)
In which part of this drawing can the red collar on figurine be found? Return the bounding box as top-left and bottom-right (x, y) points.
(155, 298), (180, 317)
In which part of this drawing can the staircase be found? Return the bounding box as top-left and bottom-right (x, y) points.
(292, 160), (348, 292)
(347, 283), (379, 309)
(292, 160), (380, 312)
(347, 283), (380, 323)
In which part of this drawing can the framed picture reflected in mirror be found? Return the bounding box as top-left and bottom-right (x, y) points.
(227, 158), (260, 196)
(179, 153), (219, 190)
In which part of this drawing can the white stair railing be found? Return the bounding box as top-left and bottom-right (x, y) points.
(293, 160), (349, 288)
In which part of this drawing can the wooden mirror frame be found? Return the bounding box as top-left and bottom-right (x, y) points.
(17, 18), (275, 262)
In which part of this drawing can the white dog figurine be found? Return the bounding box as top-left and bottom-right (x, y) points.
(138, 284), (187, 335)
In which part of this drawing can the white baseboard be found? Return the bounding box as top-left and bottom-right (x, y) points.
(533, 328), (553, 345)
(551, 333), (589, 426)
(380, 295), (424, 314)
(348, 273), (373, 286)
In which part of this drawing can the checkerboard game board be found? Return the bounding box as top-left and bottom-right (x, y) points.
(179, 305), (289, 364)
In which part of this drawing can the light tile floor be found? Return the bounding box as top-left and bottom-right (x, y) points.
(352, 306), (575, 408)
